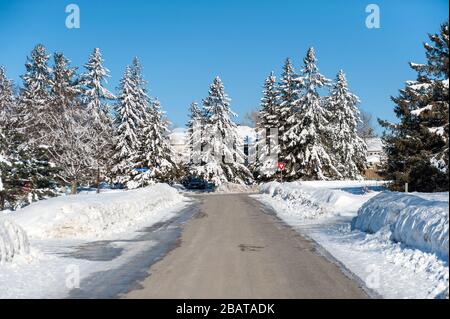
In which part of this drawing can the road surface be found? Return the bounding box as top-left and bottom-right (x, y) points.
(124, 193), (368, 299)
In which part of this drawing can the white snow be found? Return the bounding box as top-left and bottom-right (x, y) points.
(0, 183), (191, 298)
(352, 192), (449, 261)
(255, 181), (449, 298)
(411, 105), (433, 116)
(4, 183), (184, 240)
(0, 218), (30, 264)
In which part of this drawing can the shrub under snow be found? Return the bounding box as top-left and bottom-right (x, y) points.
(352, 192), (449, 261)
(0, 218), (30, 264)
(8, 184), (185, 240)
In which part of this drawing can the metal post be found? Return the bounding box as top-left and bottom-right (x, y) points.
(405, 182), (409, 193)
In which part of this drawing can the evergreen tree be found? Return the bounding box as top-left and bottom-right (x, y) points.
(112, 66), (144, 185)
(327, 70), (367, 179)
(46, 52), (93, 194)
(255, 72), (281, 180)
(16, 44), (58, 201)
(379, 22), (449, 192)
(278, 58), (301, 166)
(0, 67), (20, 209)
(81, 48), (116, 191)
(186, 101), (203, 164)
(190, 77), (252, 186)
(0, 67), (15, 129)
(18, 44), (53, 139)
(136, 98), (177, 186)
(284, 47), (340, 180)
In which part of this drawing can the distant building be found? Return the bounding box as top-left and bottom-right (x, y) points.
(168, 126), (256, 164)
(365, 137), (385, 168)
(168, 128), (188, 164)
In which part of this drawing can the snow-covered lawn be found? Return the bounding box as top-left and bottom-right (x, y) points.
(0, 184), (190, 298)
(255, 181), (449, 299)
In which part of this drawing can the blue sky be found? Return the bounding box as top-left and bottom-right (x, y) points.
(0, 0), (448, 131)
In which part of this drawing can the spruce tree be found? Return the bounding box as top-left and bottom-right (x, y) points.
(81, 48), (116, 191)
(379, 22), (449, 192)
(190, 77), (252, 186)
(18, 44), (53, 139)
(278, 58), (301, 167)
(112, 66), (143, 185)
(284, 47), (340, 180)
(186, 101), (203, 164)
(0, 67), (20, 209)
(255, 72), (281, 180)
(47, 52), (94, 194)
(0, 67), (15, 129)
(16, 44), (58, 201)
(327, 70), (367, 179)
(137, 98), (177, 185)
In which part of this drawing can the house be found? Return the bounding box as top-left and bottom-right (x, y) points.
(365, 137), (385, 169)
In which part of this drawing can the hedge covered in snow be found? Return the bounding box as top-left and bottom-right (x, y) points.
(352, 192), (449, 261)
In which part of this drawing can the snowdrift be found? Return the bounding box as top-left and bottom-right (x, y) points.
(259, 181), (378, 219)
(352, 192), (449, 261)
(8, 184), (185, 240)
(0, 218), (30, 264)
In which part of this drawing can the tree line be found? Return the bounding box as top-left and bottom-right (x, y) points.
(0, 45), (176, 209)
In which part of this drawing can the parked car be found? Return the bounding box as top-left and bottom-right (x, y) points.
(182, 176), (212, 190)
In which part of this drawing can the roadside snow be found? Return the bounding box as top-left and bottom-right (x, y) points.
(0, 183), (192, 298)
(0, 218), (30, 264)
(4, 184), (184, 240)
(259, 181), (379, 218)
(352, 192), (449, 261)
(255, 181), (449, 299)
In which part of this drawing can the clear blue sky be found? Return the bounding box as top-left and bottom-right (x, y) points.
(0, 0), (448, 131)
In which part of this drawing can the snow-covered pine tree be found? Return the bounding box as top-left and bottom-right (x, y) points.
(278, 58), (301, 169)
(327, 70), (367, 179)
(379, 22), (449, 192)
(284, 47), (340, 180)
(18, 44), (53, 138)
(46, 53), (94, 194)
(135, 98), (177, 186)
(186, 101), (203, 164)
(191, 76), (253, 186)
(255, 72), (281, 180)
(16, 44), (58, 201)
(81, 48), (116, 191)
(112, 65), (144, 186)
(0, 66), (19, 209)
(0, 67), (15, 129)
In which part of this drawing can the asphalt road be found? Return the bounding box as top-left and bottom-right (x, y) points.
(124, 193), (368, 299)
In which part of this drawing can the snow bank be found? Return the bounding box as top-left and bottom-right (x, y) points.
(352, 192), (449, 261)
(259, 181), (379, 219)
(0, 218), (30, 264)
(215, 182), (258, 194)
(7, 184), (185, 240)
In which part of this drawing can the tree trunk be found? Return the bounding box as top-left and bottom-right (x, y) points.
(71, 180), (78, 195)
(96, 167), (100, 194)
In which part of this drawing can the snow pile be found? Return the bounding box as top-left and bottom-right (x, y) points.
(352, 192), (449, 261)
(8, 184), (185, 240)
(259, 181), (378, 219)
(0, 218), (30, 264)
(215, 182), (258, 194)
